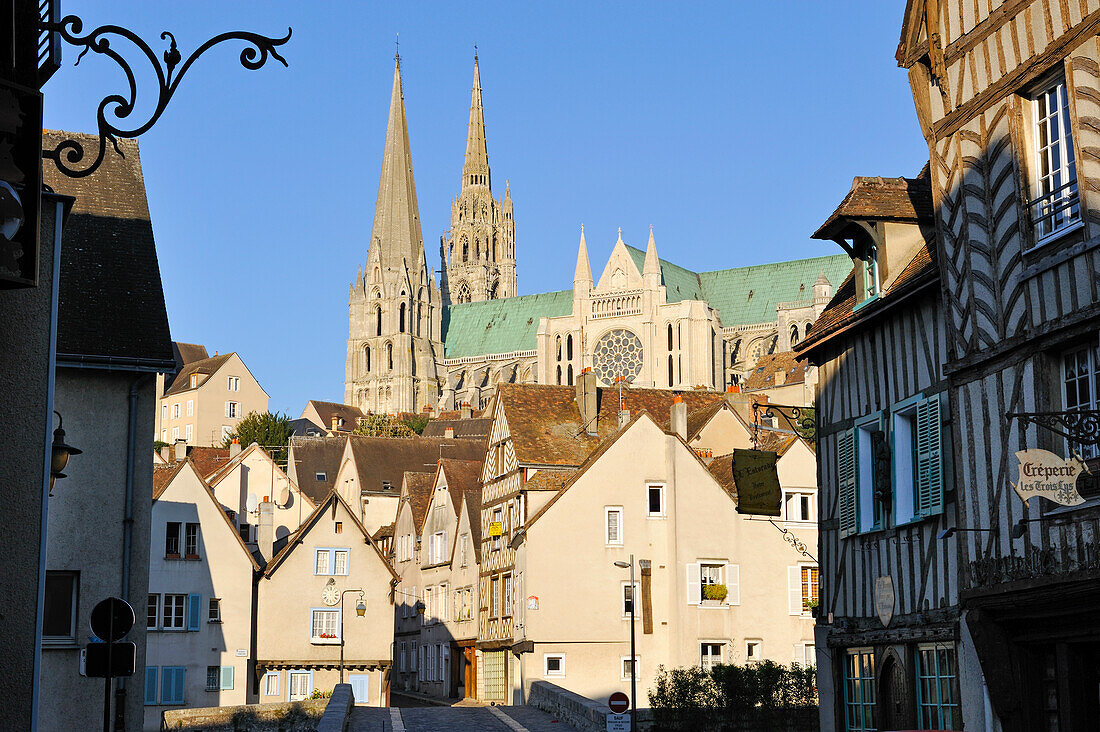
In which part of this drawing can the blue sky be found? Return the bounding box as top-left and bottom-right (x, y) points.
(43, 2), (927, 414)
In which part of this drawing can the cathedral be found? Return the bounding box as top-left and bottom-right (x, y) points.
(345, 56), (851, 415)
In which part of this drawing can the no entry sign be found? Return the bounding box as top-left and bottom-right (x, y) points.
(608, 691), (629, 714)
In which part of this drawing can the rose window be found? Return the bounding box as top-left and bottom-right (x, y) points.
(592, 329), (643, 385)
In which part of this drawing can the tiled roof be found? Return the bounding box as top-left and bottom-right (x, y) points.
(187, 447), (231, 479)
(289, 436), (347, 504)
(497, 382), (727, 467)
(684, 401), (728, 441)
(347, 434), (484, 496)
(174, 342), (209, 366)
(305, 400), (366, 431)
(524, 468), (575, 492)
(442, 290), (574, 358)
(43, 131), (173, 365)
(421, 418), (493, 440)
(164, 353), (234, 396)
(742, 351), (811, 392)
(439, 458), (483, 511)
(813, 175), (934, 240)
(404, 472), (436, 533)
(373, 522), (395, 540)
(698, 255), (852, 327)
(461, 488), (484, 563)
(796, 242), (938, 357)
(152, 461), (186, 500)
(707, 453), (738, 499)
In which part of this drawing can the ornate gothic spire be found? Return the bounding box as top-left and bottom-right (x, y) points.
(643, 225), (661, 288)
(369, 57), (425, 271)
(462, 55), (490, 188)
(574, 224), (592, 291)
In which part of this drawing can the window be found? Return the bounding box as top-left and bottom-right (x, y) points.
(647, 484), (665, 517)
(802, 566), (818, 613)
(844, 649), (876, 732)
(1064, 344), (1100, 458)
(184, 424), (192, 441)
(172, 403), (180, 419)
(503, 574), (513, 617)
(700, 643), (724, 671)
(147, 595), (159, 629)
(184, 523), (199, 558)
(800, 643), (816, 667)
(316, 472), (327, 481)
(459, 534), (468, 567)
(460, 588), (473, 620)
(42, 571), (78, 643)
(190, 373), (199, 388)
(784, 492), (814, 522)
(916, 643), (961, 730)
(238, 523), (252, 543)
(861, 245), (880, 300)
(206, 666), (220, 692)
(227, 376), (240, 391)
(171, 426), (179, 441)
(621, 656), (638, 681)
(544, 654), (565, 677)
(161, 404), (167, 422)
(160, 666), (186, 705)
(1030, 76), (1080, 243)
(429, 531), (446, 564)
(701, 562), (723, 600)
(311, 608), (340, 642)
(165, 522), (181, 557)
(208, 598), (221, 623)
(492, 507), (503, 551)
(745, 640), (762, 663)
(263, 673), (279, 696)
(314, 548), (349, 575)
(220, 425), (231, 440)
(789, 565), (818, 615)
(163, 594), (186, 630)
(491, 575), (501, 617)
(605, 506), (623, 545)
(185, 399), (193, 417)
(439, 643), (447, 682)
(225, 401), (240, 418)
(334, 521), (343, 535)
(621, 582), (639, 618)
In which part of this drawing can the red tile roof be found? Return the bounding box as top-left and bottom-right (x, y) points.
(743, 351), (811, 392)
(813, 175), (933, 240)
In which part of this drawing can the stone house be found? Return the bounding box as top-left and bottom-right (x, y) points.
(157, 349), (268, 447)
(391, 471), (434, 692)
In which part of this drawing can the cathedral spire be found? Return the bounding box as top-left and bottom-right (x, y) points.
(574, 224), (592, 291)
(369, 56), (425, 270)
(462, 54), (490, 189)
(643, 225), (661, 288)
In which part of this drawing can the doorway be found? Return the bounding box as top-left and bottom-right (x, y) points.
(879, 654), (915, 731)
(288, 670), (311, 702)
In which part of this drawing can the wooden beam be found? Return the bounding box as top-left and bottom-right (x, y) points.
(944, 0), (1032, 65)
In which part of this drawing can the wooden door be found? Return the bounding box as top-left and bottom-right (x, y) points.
(879, 655), (915, 730)
(464, 646), (477, 699)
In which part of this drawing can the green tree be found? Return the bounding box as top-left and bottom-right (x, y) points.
(352, 413), (416, 438)
(400, 414), (430, 435)
(222, 411), (293, 463)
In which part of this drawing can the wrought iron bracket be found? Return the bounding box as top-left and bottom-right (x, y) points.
(751, 401), (816, 448)
(1005, 410), (1100, 451)
(767, 519), (817, 562)
(40, 15), (291, 178)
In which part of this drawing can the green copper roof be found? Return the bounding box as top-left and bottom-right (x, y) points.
(442, 290), (574, 358)
(699, 254), (852, 327)
(624, 246), (705, 303)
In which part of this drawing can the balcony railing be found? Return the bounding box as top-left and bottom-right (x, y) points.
(1030, 178), (1081, 242)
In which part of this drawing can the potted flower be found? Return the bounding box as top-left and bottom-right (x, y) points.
(702, 583), (728, 604)
(806, 599), (820, 618)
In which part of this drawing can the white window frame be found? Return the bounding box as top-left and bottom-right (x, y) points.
(1029, 74), (1082, 246)
(208, 597), (221, 623)
(647, 483), (665, 518)
(459, 534), (468, 567)
(171, 426), (179, 441)
(172, 403), (180, 419)
(147, 594), (159, 630)
(184, 424), (193, 441)
(263, 672), (279, 696)
(310, 608), (341, 644)
(700, 641), (725, 671)
(783, 490), (815, 523)
(225, 401), (240, 419)
(1063, 343), (1100, 459)
(314, 548), (349, 576)
(220, 425), (231, 441)
(892, 400), (920, 525)
(544, 653), (565, 678)
(163, 594), (186, 630)
(206, 665), (220, 692)
(185, 399), (193, 417)
(620, 655), (639, 681)
(745, 639), (763, 663)
(621, 581), (640, 619)
(227, 376), (240, 391)
(42, 571), (79, 645)
(605, 506), (623, 546)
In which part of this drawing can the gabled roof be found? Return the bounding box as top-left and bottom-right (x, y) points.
(303, 400), (366, 432)
(290, 436), (347, 503)
(402, 472), (436, 533)
(152, 458), (260, 570)
(496, 383), (727, 467)
(43, 131), (174, 366)
(421, 417), (493, 440)
(264, 488), (397, 580)
(742, 351), (811, 392)
(813, 175), (933, 241)
(346, 434), (484, 496)
(523, 468), (575, 492)
(187, 447), (232, 479)
(164, 353), (234, 396)
(438, 458), (484, 512)
(174, 342), (209, 367)
(459, 489), (484, 564)
(204, 443), (310, 511)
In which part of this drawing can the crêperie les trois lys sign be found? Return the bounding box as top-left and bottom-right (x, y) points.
(1012, 450), (1086, 507)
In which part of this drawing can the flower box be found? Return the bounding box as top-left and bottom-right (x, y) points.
(702, 583), (728, 603)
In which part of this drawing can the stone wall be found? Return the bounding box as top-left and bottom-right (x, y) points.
(526, 680), (653, 732)
(161, 698), (327, 731)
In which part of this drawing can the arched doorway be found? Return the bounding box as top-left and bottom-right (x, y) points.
(879, 651), (915, 731)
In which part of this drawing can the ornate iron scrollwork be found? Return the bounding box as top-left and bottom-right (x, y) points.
(40, 15), (291, 178)
(1005, 410), (1100, 452)
(751, 401), (817, 448)
(768, 519), (816, 561)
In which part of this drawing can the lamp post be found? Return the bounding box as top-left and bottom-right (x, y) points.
(322, 580), (365, 684)
(613, 555), (637, 732)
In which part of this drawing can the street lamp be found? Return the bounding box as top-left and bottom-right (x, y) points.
(49, 411), (82, 495)
(322, 579), (365, 684)
(613, 555), (637, 732)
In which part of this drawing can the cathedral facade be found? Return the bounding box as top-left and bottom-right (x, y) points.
(346, 57), (852, 415)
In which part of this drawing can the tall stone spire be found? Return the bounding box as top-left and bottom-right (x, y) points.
(462, 54), (490, 189)
(574, 224), (592, 291)
(370, 57), (424, 269)
(643, 225), (661, 289)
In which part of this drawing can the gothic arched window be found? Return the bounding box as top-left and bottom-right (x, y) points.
(567, 334), (573, 361)
(556, 336), (562, 361)
(462, 237), (469, 263)
(790, 324), (800, 347)
(364, 345), (371, 374)
(416, 303), (422, 337)
(387, 342), (394, 371)
(399, 303), (406, 333)
(567, 365), (574, 386)
(667, 323), (673, 351)
(668, 354), (674, 387)
(375, 306), (383, 336)
(489, 280), (498, 299)
(456, 282), (471, 303)
(556, 365), (562, 385)
(410, 344), (416, 376)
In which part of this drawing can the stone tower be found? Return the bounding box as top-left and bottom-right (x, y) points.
(441, 56), (516, 304)
(346, 57), (443, 415)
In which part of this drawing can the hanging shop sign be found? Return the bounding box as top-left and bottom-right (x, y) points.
(1012, 450), (1086, 507)
(731, 449), (782, 516)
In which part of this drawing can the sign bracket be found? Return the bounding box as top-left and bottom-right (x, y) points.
(1005, 410), (1100, 456)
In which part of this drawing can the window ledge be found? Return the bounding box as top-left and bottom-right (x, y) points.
(700, 600), (728, 608)
(184, 555), (201, 561)
(851, 295), (880, 314)
(41, 639), (78, 649)
(311, 637), (341, 645)
(1025, 219), (1085, 254)
(646, 514), (666, 520)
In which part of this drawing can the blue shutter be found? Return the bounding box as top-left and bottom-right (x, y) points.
(221, 665), (234, 690)
(160, 667), (173, 704)
(187, 594), (201, 631)
(916, 395), (944, 517)
(174, 667), (186, 704)
(837, 429), (857, 537)
(144, 667), (157, 705)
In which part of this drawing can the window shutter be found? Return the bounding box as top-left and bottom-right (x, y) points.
(187, 594), (201, 631)
(726, 564), (740, 605)
(144, 667), (157, 705)
(916, 395), (944, 517)
(788, 566), (803, 615)
(160, 667), (172, 704)
(221, 665), (234, 690)
(837, 429), (857, 537)
(175, 667), (186, 704)
(686, 563), (701, 605)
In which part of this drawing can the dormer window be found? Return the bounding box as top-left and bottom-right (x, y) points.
(862, 244), (880, 300)
(382, 481), (393, 491)
(189, 374), (199, 388)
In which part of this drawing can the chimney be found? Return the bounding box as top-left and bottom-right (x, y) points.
(331, 415), (340, 432)
(576, 368), (598, 435)
(670, 396), (687, 441)
(460, 402), (472, 420)
(159, 445), (171, 462)
(618, 409), (631, 428)
(257, 501), (274, 561)
(774, 370), (786, 386)
(444, 426), (455, 439)
(174, 438), (187, 462)
(229, 437), (241, 458)
(727, 384), (741, 394)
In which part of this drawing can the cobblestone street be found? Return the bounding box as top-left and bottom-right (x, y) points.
(348, 700), (581, 732)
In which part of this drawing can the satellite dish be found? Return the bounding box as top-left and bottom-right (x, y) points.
(277, 487), (291, 507)
(246, 494), (259, 513)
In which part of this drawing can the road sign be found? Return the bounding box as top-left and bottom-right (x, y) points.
(608, 691), (629, 714)
(84, 641), (136, 678)
(606, 712), (630, 731)
(90, 597), (134, 642)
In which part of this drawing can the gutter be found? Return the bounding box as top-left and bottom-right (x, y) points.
(55, 352), (176, 373)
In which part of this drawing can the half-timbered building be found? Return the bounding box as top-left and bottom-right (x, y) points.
(797, 174), (962, 731)
(896, 2), (1100, 729)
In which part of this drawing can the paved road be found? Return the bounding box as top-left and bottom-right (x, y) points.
(348, 702), (581, 732)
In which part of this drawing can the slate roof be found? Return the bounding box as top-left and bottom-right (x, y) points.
(421, 418), (493, 440)
(625, 245), (705, 302)
(289, 418), (326, 437)
(442, 290), (573, 358)
(347, 434), (484, 496)
(43, 131), (174, 365)
(497, 383), (727, 467)
(813, 175), (934, 240)
(743, 351), (811, 392)
(404, 471), (436, 533)
(290, 437), (348, 504)
(164, 353), (233, 396)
